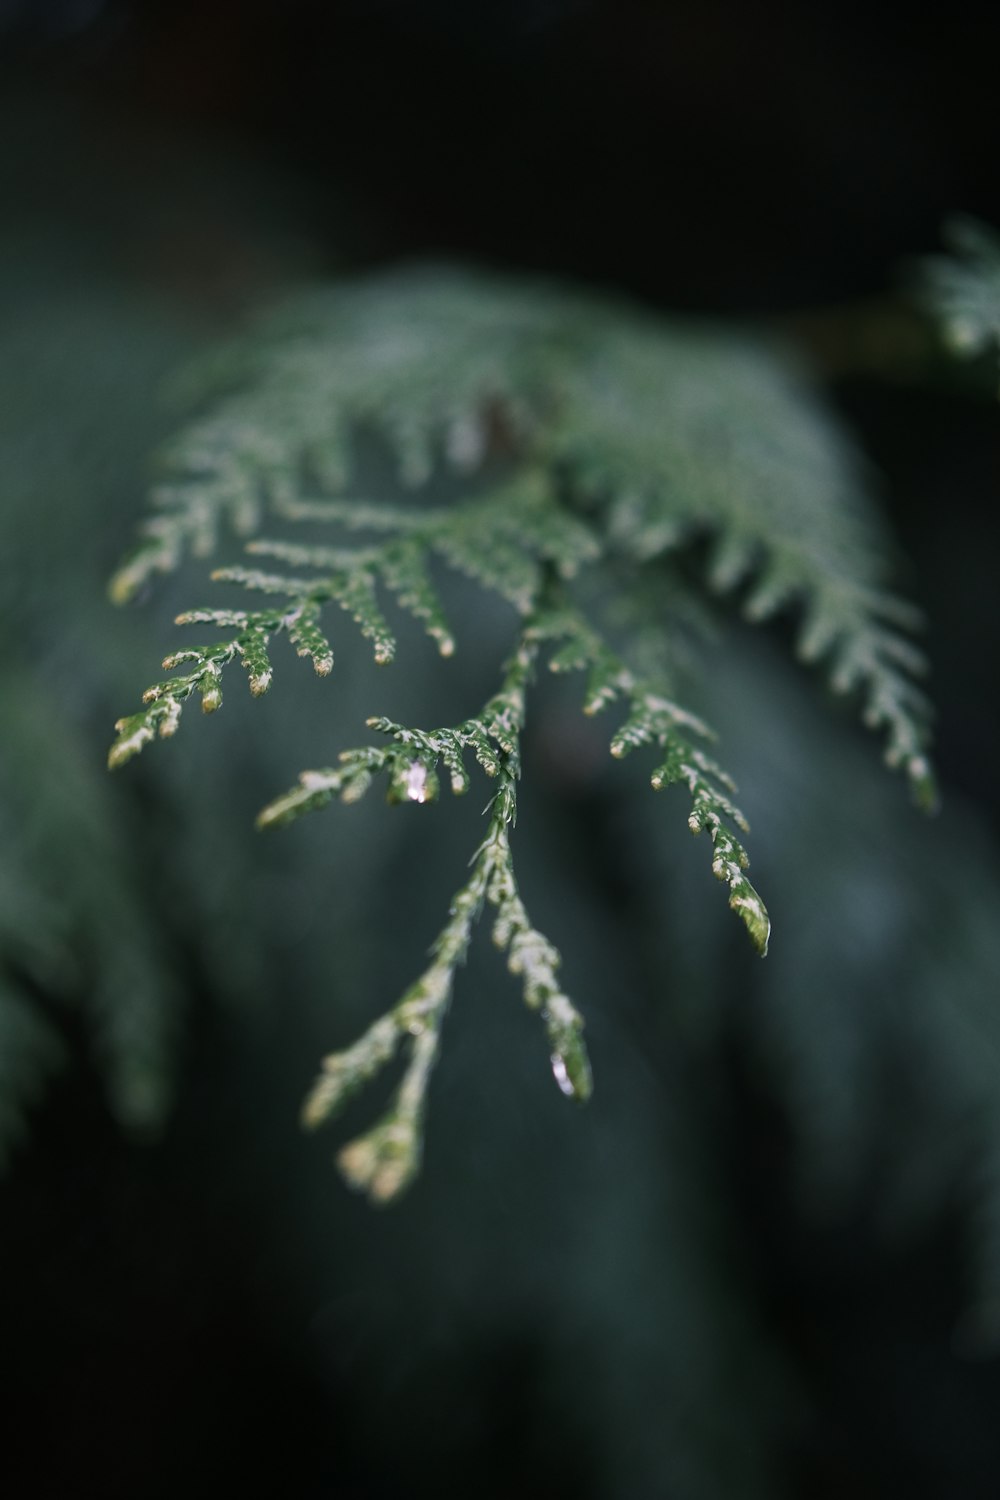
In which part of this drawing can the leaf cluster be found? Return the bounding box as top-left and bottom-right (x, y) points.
(917, 216), (1000, 383)
(109, 265), (935, 1197)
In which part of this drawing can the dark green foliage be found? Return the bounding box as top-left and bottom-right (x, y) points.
(918, 216), (1000, 381)
(6, 85), (1000, 1498)
(109, 267), (934, 1196)
(0, 231), (208, 1168)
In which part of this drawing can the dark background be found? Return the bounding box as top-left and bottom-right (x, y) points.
(3, 3), (1000, 1497)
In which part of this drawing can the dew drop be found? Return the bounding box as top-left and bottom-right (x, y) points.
(550, 1052), (576, 1098)
(405, 762), (429, 802)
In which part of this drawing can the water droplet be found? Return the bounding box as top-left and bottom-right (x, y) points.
(550, 1052), (576, 1098)
(405, 762), (429, 802)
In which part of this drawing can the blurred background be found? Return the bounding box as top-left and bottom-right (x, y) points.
(2, 3), (1000, 1497)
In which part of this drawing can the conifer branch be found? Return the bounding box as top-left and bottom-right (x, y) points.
(918, 216), (1000, 382)
(284, 619), (590, 1201)
(108, 263), (940, 1195)
(537, 601), (771, 955)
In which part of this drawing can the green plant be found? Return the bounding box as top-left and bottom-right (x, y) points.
(106, 264), (943, 1202)
(917, 215), (1000, 376)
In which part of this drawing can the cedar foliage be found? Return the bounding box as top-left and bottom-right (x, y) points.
(5, 138), (1000, 1488)
(106, 265), (939, 1200)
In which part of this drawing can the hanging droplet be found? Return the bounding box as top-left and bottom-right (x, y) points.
(405, 762), (429, 802)
(550, 1051), (577, 1098)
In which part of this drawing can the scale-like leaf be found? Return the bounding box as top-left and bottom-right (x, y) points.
(107, 261), (942, 1195)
